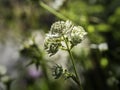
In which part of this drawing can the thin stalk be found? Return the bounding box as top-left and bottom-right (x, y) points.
(36, 45), (50, 90)
(63, 35), (83, 90)
(68, 50), (83, 90)
(40, 2), (68, 20)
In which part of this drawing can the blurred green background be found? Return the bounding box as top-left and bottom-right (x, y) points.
(0, 0), (120, 90)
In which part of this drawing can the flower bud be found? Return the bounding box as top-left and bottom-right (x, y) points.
(52, 64), (63, 79)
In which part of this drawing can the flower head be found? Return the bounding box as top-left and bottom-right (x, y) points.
(50, 21), (65, 35)
(70, 26), (87, 46)
(44, 33), (62, 56)
(50, 20), (73, 36)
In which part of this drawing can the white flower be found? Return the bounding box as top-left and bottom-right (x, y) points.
(50, 21), (65, 35)
(70, 26), (87, 46)
(50, 20), (73, 36)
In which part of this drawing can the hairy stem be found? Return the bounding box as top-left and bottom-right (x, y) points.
(63, 35), (83, 90)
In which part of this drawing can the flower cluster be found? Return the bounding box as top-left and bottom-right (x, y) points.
(44, 20), (87, 56)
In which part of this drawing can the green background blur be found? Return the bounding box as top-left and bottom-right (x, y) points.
(0, 0), (120, 90)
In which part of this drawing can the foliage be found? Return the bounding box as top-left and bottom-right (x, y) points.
(0, 0), (120, 90)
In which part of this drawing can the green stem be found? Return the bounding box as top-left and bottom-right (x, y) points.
(36, 46), (50, 90)
(63, 35), (83, 90)
(40, 2), (68, 20)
